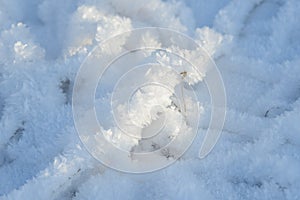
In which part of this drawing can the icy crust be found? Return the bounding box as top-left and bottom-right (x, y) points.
(0, 0), (300, 199)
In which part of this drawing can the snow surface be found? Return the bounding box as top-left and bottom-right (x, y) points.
(0, 0), (300, 199)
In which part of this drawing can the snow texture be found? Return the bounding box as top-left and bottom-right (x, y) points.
(0, 0), (300, 199)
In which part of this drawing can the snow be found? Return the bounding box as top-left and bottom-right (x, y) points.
(0, 0), (300, 199)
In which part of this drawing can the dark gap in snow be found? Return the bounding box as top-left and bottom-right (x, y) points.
(160, 148), (176, 159)
(231, 177), (263, 189)
(9, 121), (25, 144)
(0, 121), (25, 168)
(59, 77), (72, 104)
(264, 106), (288, 118)
(53, 167), (105, 200)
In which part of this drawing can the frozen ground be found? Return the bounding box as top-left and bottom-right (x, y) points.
(0, 0), (300, 199)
